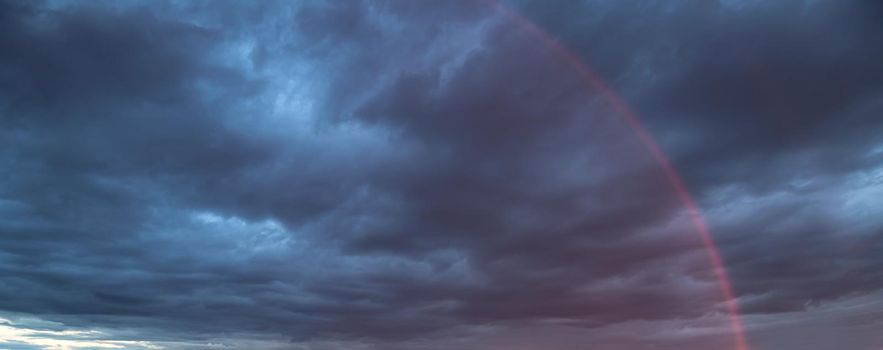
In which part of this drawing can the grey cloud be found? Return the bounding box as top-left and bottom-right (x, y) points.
(1, 0), (882, 349)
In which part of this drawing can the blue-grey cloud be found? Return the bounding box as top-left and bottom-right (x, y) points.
(1, 1), (882, 349)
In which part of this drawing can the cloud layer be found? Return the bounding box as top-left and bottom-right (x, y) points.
(1, 0), (882, 349)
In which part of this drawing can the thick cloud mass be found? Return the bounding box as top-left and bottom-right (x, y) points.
(1, 1), (882, 349)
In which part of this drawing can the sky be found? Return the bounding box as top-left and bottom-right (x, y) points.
(1, 0), (883, 349)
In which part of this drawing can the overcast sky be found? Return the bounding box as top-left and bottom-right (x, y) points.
(1, 0), (883, 349)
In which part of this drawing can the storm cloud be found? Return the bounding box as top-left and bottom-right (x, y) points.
(1, 0), (882, 349)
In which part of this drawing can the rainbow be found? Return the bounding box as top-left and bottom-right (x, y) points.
(492, 3), (750, 349)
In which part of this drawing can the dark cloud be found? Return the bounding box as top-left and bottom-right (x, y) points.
(1, 0), (882, 349)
